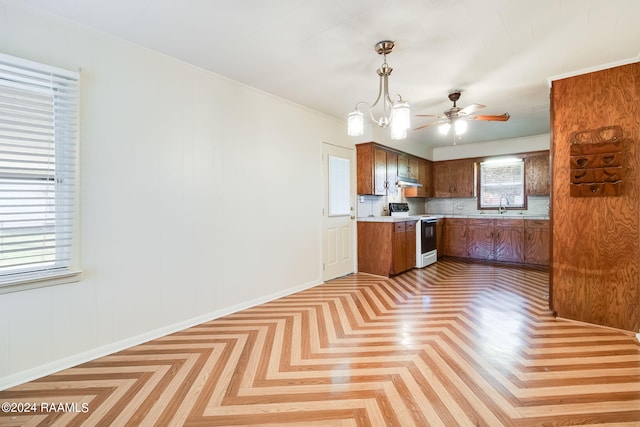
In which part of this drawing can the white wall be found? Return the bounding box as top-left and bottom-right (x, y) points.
(0, 1), (352, 389)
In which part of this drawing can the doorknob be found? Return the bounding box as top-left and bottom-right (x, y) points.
(350, 216), (355, 220)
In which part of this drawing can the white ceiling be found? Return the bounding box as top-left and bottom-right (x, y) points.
(17, 0), (640, 147)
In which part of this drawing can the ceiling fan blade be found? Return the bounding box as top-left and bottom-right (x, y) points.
(415, 114), (439, 117)
(469, 113), (510, 122)
(458, 103), (486, 116)
(413, 121), (442, 131)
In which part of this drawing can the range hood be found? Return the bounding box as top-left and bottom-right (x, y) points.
(397, 179), (422, 188)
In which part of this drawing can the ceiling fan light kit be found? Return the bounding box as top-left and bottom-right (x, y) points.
(415, 90), (511, 143)
(347, 41), (411, 140)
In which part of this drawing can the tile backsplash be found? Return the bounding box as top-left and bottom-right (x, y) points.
(426, 196), (550, 216)
(357, 194), (550, 217)
(356, 193), (427, 217)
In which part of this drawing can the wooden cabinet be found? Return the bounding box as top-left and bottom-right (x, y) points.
(405, 158), (433, 198)
(436, 218), (444, 258)
(392, 221), (416, 274)
(357, 142), (398, 196)
(526, 153), (550, 196)
(357, 220), (416, 277)
(441, 217), (546, 265)
(434, 159), (475, 198)
(494, 219), (525, 263)
(443, 218), (467, 257)
(467, 219), (494, 260)
(397, 154), (419, 181)
(524, 220), (550, 265)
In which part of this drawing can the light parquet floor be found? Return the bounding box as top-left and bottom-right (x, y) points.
(1, 259), (639, 426)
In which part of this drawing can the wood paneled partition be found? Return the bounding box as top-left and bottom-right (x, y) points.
(551, 62), (640, 332)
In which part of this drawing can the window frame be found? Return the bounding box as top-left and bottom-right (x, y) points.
(0, 52), (81, 294)
(477, 157), (527, 211)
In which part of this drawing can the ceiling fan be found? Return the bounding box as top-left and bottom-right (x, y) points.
(414, 91), (510, 135)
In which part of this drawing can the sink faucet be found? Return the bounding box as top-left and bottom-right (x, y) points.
(498, 196), (508, 214)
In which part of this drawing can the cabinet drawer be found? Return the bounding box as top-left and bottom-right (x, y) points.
(406, 221), (416, 232)
(494, 218), (524, 228)
(394, 222), (406, 233)
(467, 218), (493, 227)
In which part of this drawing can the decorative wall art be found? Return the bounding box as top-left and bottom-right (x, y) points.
(569, 125), (624, 197)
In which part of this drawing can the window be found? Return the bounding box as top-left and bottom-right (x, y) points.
(0, 53), (80, 291)
(328, 155), (350, 216)
(478, 157), (525, 209)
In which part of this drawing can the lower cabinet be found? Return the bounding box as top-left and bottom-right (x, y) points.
(494, 219), (525, 263)
(442, 217), (548, 266)
(467, 219), (494, 260)
(524, 220), (550, 265)
(358, 220), (416, 277)
(443, 218), (467, 257)
(436, 218), (445, 258)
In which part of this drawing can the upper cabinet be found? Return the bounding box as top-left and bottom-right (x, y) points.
(397, 154), (419, 181)
(405, 157), (433, 198)
(433, 159), (475, 198)
(356, 143), (549, 200)
(525, 152), (551, 196)
(357, 142), (398, 196)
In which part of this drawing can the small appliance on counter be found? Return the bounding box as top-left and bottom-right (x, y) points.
(389, 202), (410, 217)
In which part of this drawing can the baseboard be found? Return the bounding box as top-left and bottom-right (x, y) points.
(0, 278), (322, 391)
(556, 316), (639, 337)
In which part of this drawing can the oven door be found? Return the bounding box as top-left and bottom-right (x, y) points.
(421, 219), (437, 254)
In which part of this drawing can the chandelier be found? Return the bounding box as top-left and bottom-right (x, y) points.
(347, 41), (411, 140)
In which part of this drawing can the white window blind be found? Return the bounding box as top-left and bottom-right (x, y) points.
(0, 53), (79, 287)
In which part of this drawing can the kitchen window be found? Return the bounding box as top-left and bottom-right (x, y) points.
(0, 53), (80, 292)
(478, 157), (525, 209)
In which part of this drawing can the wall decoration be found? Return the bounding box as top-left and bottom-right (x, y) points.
(569, 125), (624, 197)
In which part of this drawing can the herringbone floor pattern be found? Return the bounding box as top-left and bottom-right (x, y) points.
(1, 259), (639, 426)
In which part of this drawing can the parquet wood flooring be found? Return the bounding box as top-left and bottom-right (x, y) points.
(1, 259), (639, 426)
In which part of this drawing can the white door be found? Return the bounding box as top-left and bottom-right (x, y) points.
(322, 143), (355, 281)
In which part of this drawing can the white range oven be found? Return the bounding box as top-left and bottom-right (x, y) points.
(417, 216), (438, 268)
(388, 203), (438, 268)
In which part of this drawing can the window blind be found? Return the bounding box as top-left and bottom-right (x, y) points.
(0, 53), (79, 286)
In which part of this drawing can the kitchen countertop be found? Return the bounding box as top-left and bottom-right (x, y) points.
(357, 213), (549, 222)
(357, 216), (421, 223)
(440, 213), (549, 220)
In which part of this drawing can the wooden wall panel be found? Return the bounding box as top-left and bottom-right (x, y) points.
(551, 62), (640, 332)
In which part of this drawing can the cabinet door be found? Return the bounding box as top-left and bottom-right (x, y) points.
(374, 147), (388, 195)
(436, 219), (444, 257)
(433, 162), (451, 197)
(386, 150), (398, 196)
(405, 221), (416, 271)
(443, 218), (467, 257)
(494, 219), (525, 263)
(524, 220), (550, 265)
(449, 159), (475, 197)
(467, 219), (494, 259)
(526, 154), (550, 196)
(392, 222), (407, 275)
(397, 154), (409, 179)
(408, 157), (420, 181)
(357, 222), (394, 277)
